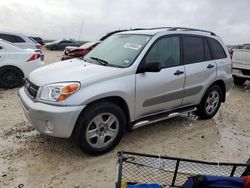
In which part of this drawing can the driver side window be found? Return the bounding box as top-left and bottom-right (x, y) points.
(145, 36), (180, 68)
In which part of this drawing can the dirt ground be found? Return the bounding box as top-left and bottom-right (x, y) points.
(0, 49), (250, 188)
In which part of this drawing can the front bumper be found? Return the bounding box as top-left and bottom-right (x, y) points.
(18, 87), (85, 138)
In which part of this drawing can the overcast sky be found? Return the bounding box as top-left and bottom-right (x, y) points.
(0, 0), (249, 44)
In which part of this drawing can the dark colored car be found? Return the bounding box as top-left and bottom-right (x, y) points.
(45, 40), (81, 50)
(31, 37), (44, 45)
(61, 41), (101, 60)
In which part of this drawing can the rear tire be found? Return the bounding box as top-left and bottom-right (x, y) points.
(233, 76), (246, 86)
(73, 102), (126, 155)
(0, 66), (24, 89)
(196, 85), (222, 120)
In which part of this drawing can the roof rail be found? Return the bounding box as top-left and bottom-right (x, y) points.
(132, 27), (172, 31)
(167, 27), (216, 36)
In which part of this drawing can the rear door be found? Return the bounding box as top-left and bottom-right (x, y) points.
(135, 35), (185, 119)
(182, 35), (217, 106)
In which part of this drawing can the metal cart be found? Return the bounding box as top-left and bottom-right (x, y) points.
(116, 151), (248, 188)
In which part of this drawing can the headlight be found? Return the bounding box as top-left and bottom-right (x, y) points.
(39, 82), (80, 102)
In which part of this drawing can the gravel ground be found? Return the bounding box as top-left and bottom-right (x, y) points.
(0, 49), (250, 188)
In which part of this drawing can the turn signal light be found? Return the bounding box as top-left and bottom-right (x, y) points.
(57, 83), (80, 101)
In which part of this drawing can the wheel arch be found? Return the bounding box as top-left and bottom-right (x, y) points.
(208, 80), (226, 102)
(74, 96), (131, 133)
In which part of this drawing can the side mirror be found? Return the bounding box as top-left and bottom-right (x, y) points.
(0, 46), (2, 50)
(142, 62), (162, 73)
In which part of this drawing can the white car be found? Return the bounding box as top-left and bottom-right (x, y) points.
(232, 44), (250, 85)
(0, 39), (44, 88)
(0, 32), (41, 50)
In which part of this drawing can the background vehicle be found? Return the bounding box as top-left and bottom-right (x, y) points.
(0, 32), (41, 49)
(19, 27), (232, 155)
(227, 45), (242, 59)
(62, 41), (101, 60)
(30, 36), (44, 45)
(61, 29), (148, 60)
(45, 39), (81, 50)
(0, 39), (44, 88)
(232, 44), (250, 85)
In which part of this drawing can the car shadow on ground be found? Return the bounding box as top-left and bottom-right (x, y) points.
(12, 113), (216, 160)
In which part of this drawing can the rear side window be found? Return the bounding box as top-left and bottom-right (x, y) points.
(14, 36), (25, 43)
(207, 38), (226, 59)
(183, 36), (204, 64)
(0, 34), (25, 43)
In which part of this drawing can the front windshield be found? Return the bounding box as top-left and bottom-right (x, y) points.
(84, 34), (152, 68)
(51, 40), (62, 44)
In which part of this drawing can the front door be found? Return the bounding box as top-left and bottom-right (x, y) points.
(135, 35), (185, 119)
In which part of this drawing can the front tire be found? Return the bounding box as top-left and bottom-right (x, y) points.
(233, 76), (246, 86)
(73, 102), (126, 155)
(0, 66), (24, 89)
(196, 85), (222, 120)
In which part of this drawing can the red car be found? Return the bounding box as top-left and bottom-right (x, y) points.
(61, 41), (101, 60)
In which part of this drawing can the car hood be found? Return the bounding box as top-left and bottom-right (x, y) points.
(28, 59), (119, 86)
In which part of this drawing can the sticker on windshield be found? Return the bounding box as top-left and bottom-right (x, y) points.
(123, 59), (130, 64)
(124, 43), (142, 50)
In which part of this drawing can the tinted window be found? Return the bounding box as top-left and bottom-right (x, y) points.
(145, 36), (180, 68)
(242, 45), (250, 50)
(0, 34), (16, 42)
(203, 38), (212, 61)
(15, 36), (25, 43)
(207, 38), (226, 59)
(0, 34), (25, 43)
(183, 36), (204, 64)
(59, 41), (66, 44)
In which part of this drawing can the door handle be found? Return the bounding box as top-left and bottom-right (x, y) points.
(207, 64), (215, 69)
(174, 70), (184, 76)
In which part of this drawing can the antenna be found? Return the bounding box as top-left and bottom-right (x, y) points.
(78, 19), (83, 41)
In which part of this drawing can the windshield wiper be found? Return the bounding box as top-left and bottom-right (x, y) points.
(90, 56), (109, 66)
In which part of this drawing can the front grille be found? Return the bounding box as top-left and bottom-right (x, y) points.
(25, 79), (39, 99)
(242, 69), (250, 76)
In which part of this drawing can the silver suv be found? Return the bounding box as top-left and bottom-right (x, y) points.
(18, 27), (233, 154)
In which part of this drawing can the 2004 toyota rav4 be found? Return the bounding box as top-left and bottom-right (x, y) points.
(19, 27), (233, 154)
